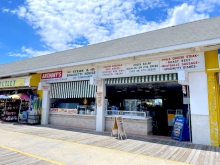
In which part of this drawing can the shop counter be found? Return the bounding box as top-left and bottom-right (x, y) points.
(105, 116), (152, 136)
(49, 114), (96, 130)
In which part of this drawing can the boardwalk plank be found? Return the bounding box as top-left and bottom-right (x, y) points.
(188, 144), (203, 164)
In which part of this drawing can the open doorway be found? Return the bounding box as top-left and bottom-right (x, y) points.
(106, 82), (186, 136)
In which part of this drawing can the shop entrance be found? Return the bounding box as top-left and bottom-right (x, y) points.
(106, 81), (185, 136)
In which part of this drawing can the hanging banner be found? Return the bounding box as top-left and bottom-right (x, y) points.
(96, 92), (103, 107)
(63, 67), (97, 81)
(0, 78), (25, 88)
(126, 60), (159, 74)
(160, 53), (204, 71)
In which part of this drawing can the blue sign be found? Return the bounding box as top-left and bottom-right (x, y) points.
(171, 116), (190, 141)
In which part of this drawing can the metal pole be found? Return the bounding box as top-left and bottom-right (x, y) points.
(187, 85), (192, 143)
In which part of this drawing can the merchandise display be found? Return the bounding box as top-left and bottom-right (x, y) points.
(0, 91), (42, 125)
(0, 98), (19, 122)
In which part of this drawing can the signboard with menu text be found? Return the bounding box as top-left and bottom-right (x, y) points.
(63, 67), (97, 81)
(160, 53), (204, 71)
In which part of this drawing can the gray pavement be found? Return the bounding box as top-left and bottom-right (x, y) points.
(0, 122), (219, 165)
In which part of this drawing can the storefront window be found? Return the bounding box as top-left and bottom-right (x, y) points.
(50, 98), (96, 116)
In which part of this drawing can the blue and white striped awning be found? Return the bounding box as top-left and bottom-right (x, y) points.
(105, 74), (178, 84)
(50, 81), (97, 98)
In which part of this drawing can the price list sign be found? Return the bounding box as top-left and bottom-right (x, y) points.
(160, 53), (204, 71)
(126, 60), (159, 74)
(100, 64), (125, 77)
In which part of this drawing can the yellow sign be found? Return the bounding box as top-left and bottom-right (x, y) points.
(0, 78), (25, 88)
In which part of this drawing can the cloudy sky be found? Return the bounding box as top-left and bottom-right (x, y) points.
(0, 0), (220, 64)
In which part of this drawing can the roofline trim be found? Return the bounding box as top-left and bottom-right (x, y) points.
(1, 38), (220, 77)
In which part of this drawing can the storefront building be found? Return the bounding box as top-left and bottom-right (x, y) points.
(37, 50), (208, 145)
(0, 17), (220, 146)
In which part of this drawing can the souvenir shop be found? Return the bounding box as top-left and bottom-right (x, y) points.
(41, 68), (98, 129)
(0, 74), (42, 124)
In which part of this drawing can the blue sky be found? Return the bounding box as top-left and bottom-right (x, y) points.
(0, 0), (220, 65)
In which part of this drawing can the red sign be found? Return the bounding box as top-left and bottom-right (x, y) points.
(41, 71), (62, 80)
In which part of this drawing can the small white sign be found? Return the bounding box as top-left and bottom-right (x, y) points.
(38, 82), (50, 91)
(90, 77), (102, 86)
(178, 70), (189, 85)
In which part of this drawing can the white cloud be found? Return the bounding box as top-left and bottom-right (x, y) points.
(8, 1), (209, 57)
(8, 46), (53, 57)
(196, 0), (220, 12)
(2, 8), (9, 13)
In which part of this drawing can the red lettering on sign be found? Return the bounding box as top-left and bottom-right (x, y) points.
(41, 71), (62, 80)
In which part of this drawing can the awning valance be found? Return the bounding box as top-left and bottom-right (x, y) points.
(105, 73), (178, 84)
(50, 81), (97, 98)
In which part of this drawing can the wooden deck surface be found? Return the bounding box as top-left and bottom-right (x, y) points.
(0, 122), (220, 165)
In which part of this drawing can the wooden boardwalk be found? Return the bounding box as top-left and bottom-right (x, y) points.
(0, 146), (55, 165)
(0, 122), (220, 165)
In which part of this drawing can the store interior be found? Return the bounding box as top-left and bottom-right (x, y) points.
(106, 82), (187, 136)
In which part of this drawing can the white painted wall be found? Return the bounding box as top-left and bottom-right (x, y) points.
(189, 71), (209, 115)
(189, 71), (210, 145)
(96, 79), (106, 131)
(41, 91), (50, 125)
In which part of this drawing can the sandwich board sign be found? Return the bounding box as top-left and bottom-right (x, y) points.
(171, 116), (190, 141)
(111, 116), (127, 139)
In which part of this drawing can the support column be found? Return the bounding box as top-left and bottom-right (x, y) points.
(207, 73), (220, 146)
(189, 71), (211, 145)
(41, 91), (50, 125)
(96, 79), (106, 132)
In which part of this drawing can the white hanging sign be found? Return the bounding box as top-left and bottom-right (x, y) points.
(90, 77), (102, 86)
(38, 82), (50, 91)
(178, 70), (189, 85)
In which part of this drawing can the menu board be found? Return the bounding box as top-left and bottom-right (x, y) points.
(126, 60), (159, 74)
(63, 67), (97, 81)
(100, 64), (125, 77)
(160, 53), (204, 71)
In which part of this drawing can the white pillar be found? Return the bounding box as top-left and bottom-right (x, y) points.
(189, 71), (210, 145)
(96, 79), (106, 132)
(41, 91), (50, 125)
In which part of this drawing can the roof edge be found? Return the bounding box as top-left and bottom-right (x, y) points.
(1, 38), (220, 77)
